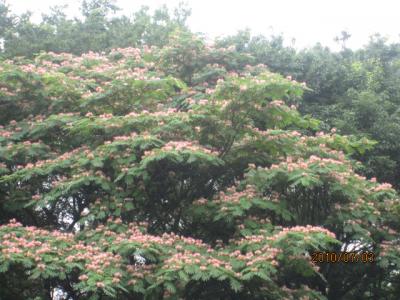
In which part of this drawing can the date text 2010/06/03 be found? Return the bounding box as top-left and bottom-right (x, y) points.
(311, 251), (375, 263)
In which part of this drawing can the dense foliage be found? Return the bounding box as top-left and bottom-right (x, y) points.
(0, 0), (190, 57)
(216, 30), (400, 191)
(2, 0), (400, 192)
(1, 1), (400, 300)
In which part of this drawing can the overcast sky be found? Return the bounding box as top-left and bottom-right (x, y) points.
(8, 0), (400, 50)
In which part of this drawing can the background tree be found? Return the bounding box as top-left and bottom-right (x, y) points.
(0, 0), (191, 58)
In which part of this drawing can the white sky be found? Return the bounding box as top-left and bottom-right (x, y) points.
(8, 0), (400, 51)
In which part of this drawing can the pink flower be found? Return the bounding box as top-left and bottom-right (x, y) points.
(198, 99), (208, 105)
(79, 274), (89, 281)
(112, 277), (120, 283)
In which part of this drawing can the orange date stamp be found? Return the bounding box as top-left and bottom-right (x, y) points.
(311, 251), (376, 263)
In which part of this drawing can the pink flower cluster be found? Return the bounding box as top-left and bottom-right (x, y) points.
(124, 108), (179, 118)
(268, 100), (285, 107)
(246, 127), (301, 141)
(271, 225), (336, 240)
(213, 185), (258, 206)
(163, 249), (238, 274)
(373, 183), (393, 192)
(268, 155), (347, 175)
(144, 141), (218, 157)
(237, 225), (336, 246)
(23, 146), (89, 170)
(113, 132), (138, 141)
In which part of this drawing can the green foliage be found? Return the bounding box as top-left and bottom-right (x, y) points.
(0, 8), (399, 300)
(0, 1), (191, 58)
